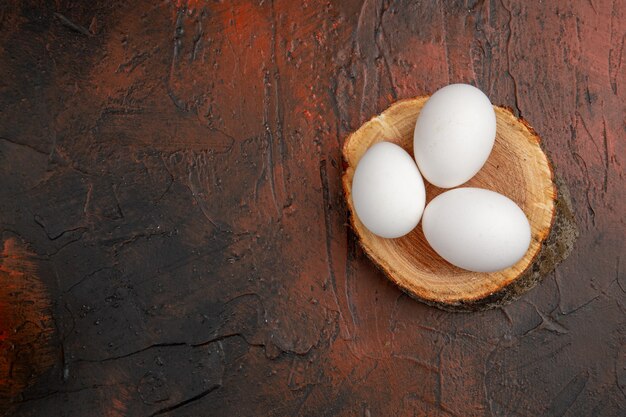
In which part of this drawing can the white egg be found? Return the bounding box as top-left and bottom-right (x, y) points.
(413, 84), (496, 188)
(422, 188), (531, 273)
(351, 142), (426, 238)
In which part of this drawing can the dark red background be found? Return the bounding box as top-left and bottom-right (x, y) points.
(1, 0), (624, 416)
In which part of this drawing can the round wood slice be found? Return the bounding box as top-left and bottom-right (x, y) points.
(342, 96), (574, 311)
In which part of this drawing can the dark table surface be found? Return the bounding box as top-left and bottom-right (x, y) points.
(1, 1), (625, 416)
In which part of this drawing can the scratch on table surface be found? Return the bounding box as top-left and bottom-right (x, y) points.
(319, 159), (343, 323)
(54, 12), (93, 36)
(500, 0), (522, 117)
(545, 371), (589, 417)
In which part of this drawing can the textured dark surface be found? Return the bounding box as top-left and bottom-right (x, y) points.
(0, 0), (624, 416)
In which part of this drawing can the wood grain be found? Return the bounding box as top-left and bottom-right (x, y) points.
(0, 0), (624, 416)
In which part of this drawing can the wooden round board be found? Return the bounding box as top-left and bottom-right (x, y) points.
(342, 96), (558, 310)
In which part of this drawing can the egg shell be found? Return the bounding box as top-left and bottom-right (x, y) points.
(413, 84), (496, 188)
(422, 188), (531, 273)
(351, 142), (426, 239)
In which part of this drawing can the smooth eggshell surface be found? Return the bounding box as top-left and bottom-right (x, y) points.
(422, 188), (531, 273)
(351, 142), (426, 239)
(413, 84), (496, 188)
